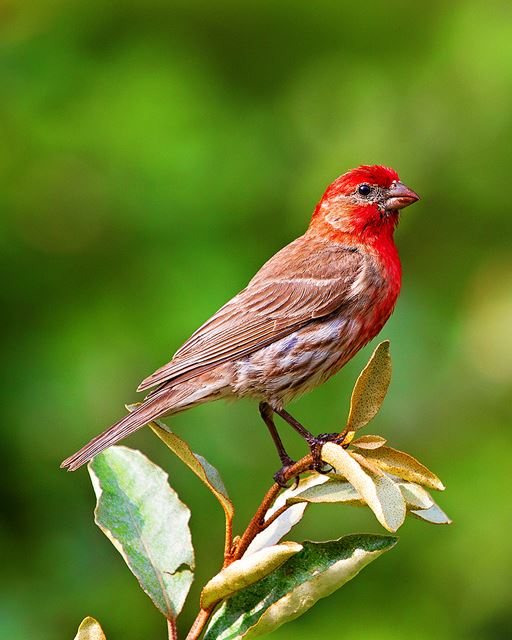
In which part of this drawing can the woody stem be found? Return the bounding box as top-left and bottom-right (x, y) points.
(185, 453), (314, 640)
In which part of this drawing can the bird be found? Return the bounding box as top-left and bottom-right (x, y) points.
(61, 165), (419, 482)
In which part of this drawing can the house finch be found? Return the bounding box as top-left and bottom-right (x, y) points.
(62, 165), (419, 482)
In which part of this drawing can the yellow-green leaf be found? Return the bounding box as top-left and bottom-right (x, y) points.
(351, 434), (387, 450)
(126, 406), (234, 523)
(321, 443), (406, 532)
(361, 446), (445, 491)
(345, 341), (392, 432)
(201, 542), (303, 609)
(74, 617), (106, 640)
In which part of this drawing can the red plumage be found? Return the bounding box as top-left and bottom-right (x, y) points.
(62, 165), (419, 474)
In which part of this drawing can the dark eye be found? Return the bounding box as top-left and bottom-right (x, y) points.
(358, 183), (372, 196)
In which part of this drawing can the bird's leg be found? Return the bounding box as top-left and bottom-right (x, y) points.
(272, 407), (316, 442)
(259, 402), (296, 487)
(273, 408), (342, 473)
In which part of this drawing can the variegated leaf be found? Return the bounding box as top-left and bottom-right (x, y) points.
(89, 447), (194, 620)
(204, 535), (397, 640)
(201, 542), (303, 609)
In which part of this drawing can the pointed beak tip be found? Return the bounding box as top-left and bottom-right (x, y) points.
(385, 182), (420, 211)
(410, 189), (421, 203)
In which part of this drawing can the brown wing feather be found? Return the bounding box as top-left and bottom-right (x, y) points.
(137, 237), (363, 393)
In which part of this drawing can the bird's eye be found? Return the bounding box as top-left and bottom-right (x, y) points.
(357, 184), (372, 196)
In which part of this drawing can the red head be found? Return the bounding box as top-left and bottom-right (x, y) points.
(309, 165), (419, 243)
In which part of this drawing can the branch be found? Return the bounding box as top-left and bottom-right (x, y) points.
(223, 515), (233, 564)
(168, 618), (178, 640)
(185, 608), (213, 640)
(186, 453), (314, 640)
(231, 454), (313, 561)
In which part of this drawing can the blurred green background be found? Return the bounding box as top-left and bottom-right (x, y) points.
(1, 0), (511, 638)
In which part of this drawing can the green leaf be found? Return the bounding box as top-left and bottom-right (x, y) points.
(321, 442), (406, 532)
(201, 542), (303, 609)
(126, 406), (234, 523)
(204, 535), (397, 640)
(88, 446), (194, 620)
(74, 617), (106, 640)
(345, 341), (392, 432)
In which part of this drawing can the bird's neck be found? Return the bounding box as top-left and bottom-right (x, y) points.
(307, 208), (402, 294)
(308, 205), (399, 249)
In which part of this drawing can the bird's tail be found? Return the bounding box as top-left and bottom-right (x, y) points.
(61, 395), (170, 471)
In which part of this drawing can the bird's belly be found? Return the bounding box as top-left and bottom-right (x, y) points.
(231, 315), (363, 407)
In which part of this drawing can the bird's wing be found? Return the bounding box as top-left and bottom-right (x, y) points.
(137, 242), (363, 393)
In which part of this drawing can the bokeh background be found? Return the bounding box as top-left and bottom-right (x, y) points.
(1, 1), (512, 638)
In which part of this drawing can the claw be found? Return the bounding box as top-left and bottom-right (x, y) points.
(273, 456), (296, 488)
(315, 432), (344, 445)
(273, 467), (290, 488)
(308, 432), (343, 472)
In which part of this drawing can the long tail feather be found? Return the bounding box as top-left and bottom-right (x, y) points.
(61, 397), (168, 471)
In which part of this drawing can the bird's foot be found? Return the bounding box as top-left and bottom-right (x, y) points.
(273, 455), (298, 488)
(308, 432), (344, 473)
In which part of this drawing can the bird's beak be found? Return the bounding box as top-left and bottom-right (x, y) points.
(385, 181), (420, 211)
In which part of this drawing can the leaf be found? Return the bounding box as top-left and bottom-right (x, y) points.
(361, 445), (445, 491)
(280, 471), (446, 527)
(150, 420), (234, 520)
(126, 406), (234, 523)
(204, 535), (397, 640)
(351, 434), (387, 449)
(321, 443), (406, 532)
(74, 617), (106, 640)
(411, 502), (452, 525)
(288, 475), (438, 519)
(346, 341), (392, 432)
(244, 504), (307, 556)
(398, 482), (434, 510)
(244, 475), (326, 555)
(201, 542), (303, 609)
(286, 475), (444, 527)
(88, 446), (194, 620)
(349, 450), (385, 476)
(288, 477), (362, 506)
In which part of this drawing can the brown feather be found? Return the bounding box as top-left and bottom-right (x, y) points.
(137, 236), (363, 393)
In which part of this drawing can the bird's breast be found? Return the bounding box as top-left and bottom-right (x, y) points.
(230, 247), (401, 406)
